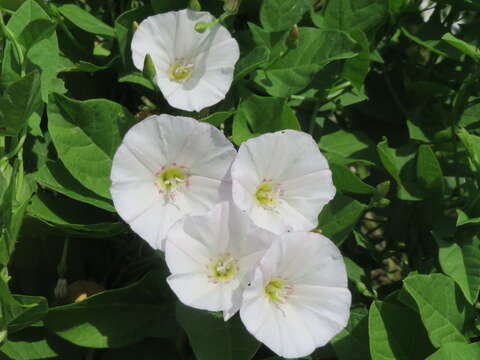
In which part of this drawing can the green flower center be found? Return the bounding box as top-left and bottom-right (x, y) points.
(168, 60), (194, 82)
(264, 278), (291, 303)
(157, 166), (187, 192)
(255, 181), (280, 208)
(209, 255), (237, 283)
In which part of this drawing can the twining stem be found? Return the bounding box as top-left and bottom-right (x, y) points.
(450, 70), (480, 189)
(0, 129), (27, 165)
(0, 10), (26, 76)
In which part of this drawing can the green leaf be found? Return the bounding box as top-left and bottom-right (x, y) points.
(47, 94), (135, 199)
(26, 191), (125, 238)
(460, 100), (480, 128)
(0, 325), (84, 360)
(200, 112), (235, 128)
(458, 128), (480, 170)
(377, 139), (422, 201)
(331, 307), (370, 360)
(0, 0), (24, 11)
(318, 193), (367, 246)
(342, 30), (370, 90)
(2, 0), (60, 102)
(330, 162), (375, 195)
(232, 94), (300, 145)
(324, 0), (388, 34)
(260, 0), (309, 32)
(234, 46), (270, 81)
(44, 270), (173, 348)
(403, 274), (472, 347)
(0, 71), (41, 136)
(456, 209), (480, 227)
(176, 303), (260, 360)
(118, 72), (156, 91)
(115, 6), (151, 67)
(255, 28), (359, 97)
(2, 295), (48, 333)
(319, 129), (375, 159)
(426, 342), (480, 360)
(369, 301), (434, 360)
(416, 144), (444, 195)
(436, 236), (480, 305)
(36, 161), (114, 212)
(58, 4), (115, 38)
(441, 33), (480, 62)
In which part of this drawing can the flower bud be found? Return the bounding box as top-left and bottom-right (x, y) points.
(132, 21), (139, 33)
(195, 21), (208, 33)
(143, 53), (156, 81)
(223, 0), (241, 14)
(188, 0), (202, 11)
(54, 278), (68, 300)
(286, 24), (299, 49)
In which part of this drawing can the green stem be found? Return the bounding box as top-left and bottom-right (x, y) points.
(450, 70), (480, 189)
(0, 129), (27, 165)
(0, 11), (25, 76)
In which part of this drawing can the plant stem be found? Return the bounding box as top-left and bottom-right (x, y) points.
(0, 11), (26, 76)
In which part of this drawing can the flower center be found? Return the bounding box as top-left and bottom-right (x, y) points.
(208, 254), (237, 283)
(264, 278), (292, 304)
(255, 180), (281, 209)
(168, 59), (194, 82)
(155, 164), (189, 202)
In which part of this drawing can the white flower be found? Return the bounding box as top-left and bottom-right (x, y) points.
(240, 232), (351, 359)
(110, 115), (236, 250)
(230, 130), (336, 235)
(165, 201), (275, 320)
(131, 9), (240, 112)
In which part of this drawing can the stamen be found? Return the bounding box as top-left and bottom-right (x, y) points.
(208, 254), (237, 283)
(264, 278), (293, 305)
(168, 59), (195, 82)
(255, 180), (283, 210)
(156, 165), (190, 204)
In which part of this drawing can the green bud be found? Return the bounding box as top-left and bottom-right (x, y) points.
(0, 327), (7, 345)
(375, 181), (390, 199)
(188, 0), (202, 11)
(195, 21), (208, 33)
(132, 21), (139, 33)
(286, 24), (299, 49)
(223, 0), (241, 14)
(143, 54), (156, 81)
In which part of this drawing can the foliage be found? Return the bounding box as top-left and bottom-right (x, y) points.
(0, 0), (479, 359)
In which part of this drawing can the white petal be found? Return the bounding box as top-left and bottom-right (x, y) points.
(164, 202), (273, 315)
(165, 219), (211, 274)
(175, 121), (236, 179)
(131, 201), (184, 249)
(131, 13), (175, 72)
(290, 285), (351, 347)
(110, 114), (235, 249)
(231, 130), (334, 233)
(132, 10), (239, 112)
(167, 273), (238, 312)
(240, 232), (351, 358)
(110, 181), (159, 223)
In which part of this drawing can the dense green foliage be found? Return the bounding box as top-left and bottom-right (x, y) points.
(0, 0), (480, 359)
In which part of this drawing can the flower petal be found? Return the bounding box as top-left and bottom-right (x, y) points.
(133, 10), (239, 112)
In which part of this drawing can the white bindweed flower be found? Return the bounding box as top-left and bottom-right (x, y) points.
(131, 9), (240, 112)
(240, 232), (351, 359)
(231, 130), (336, 234)
(110, 115), (236, 250)
(165, 201), (275, 320)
